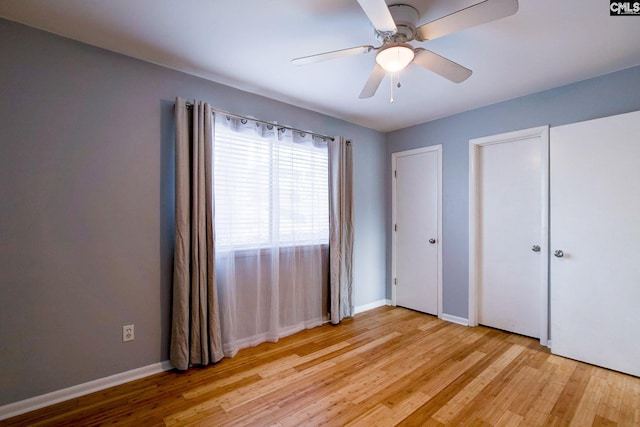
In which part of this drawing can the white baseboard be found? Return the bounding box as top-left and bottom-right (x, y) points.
(0, 360), (173, 421)
(440, 313), (470, 326)
(354, 299), (391, 314)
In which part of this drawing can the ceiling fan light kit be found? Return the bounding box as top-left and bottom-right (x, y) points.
(292, 0), (519, 100)
(376, 44), (414, 72)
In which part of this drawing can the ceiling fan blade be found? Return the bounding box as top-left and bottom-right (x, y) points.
(292, 45), (375, 66)
(359, 64), (386, 99)
(416, 0), (518, 41)
(357, 0), (397, 34)
(413, 48), (472, 83)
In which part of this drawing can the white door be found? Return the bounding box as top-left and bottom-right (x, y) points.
(470, 127), (549, 342)
(550, 110), (640, 377)
(393, 146), (441, 315)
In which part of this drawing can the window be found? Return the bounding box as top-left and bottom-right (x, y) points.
(213, 115), (329, 250)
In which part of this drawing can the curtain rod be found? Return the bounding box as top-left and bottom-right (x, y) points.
(185, 102), (335, 142)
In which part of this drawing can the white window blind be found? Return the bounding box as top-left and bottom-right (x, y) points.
(213, 115), (329, 250)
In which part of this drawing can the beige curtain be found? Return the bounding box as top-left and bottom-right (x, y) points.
(328, 137), (354, 324)
(170, 97), (223, 370)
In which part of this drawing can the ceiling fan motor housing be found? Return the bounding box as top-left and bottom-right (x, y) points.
(378, 4), (419, 43)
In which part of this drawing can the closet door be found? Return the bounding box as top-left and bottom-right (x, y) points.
(550, 110), (640, 377)
(469, 126), (548, 342)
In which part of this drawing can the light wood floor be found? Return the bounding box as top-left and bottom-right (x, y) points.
(6, 306), (640, 426)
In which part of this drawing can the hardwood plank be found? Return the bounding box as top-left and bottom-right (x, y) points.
(431, 344), (527, 424)
(346, 391), (432, 427)
(520, 355), (577, 425)
(545, 362), (594, 424)
(399, 336), (515, 424)
(619, 375), (640, 426)
(494, 410), (523, 427)
(5, 306), (640, 426)
(569, 374), (607, 426)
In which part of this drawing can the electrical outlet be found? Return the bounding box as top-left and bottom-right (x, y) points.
(123, 324), (134, 342)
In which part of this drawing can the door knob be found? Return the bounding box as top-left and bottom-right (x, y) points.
(429, 238), (436, 244)
(531, 245), (540, 252)
(554, 249), (564, 258)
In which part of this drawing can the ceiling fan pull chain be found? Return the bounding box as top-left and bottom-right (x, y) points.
(389, 71), (402, 103)
(390, 72), (394, 103)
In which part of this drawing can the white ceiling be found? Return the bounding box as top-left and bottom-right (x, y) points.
(1, 0), (640, 132)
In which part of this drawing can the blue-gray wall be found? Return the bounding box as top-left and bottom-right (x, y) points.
(386, 65), (640, 318)
(0, 18), (386, 406)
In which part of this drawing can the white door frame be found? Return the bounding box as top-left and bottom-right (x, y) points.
(392, 145), (443, 317)
(468, 126), (549, 346)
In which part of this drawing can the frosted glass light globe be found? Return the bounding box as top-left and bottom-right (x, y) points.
(376, 45), (414, 72)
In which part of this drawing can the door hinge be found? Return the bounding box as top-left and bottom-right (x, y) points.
(394, 224), (397, 232)
(394, 170), (397, 178)
(394, 278), (397, 286)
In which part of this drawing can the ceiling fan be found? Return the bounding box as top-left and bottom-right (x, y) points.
(292, 0), (519, 99)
